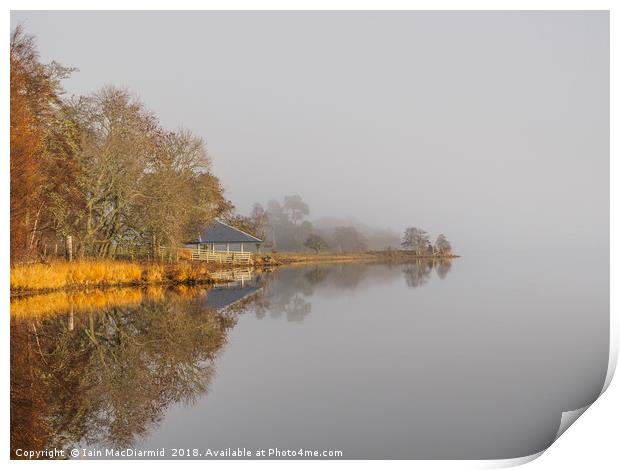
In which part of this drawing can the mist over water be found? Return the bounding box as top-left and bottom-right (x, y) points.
(12, 256), (608, 459)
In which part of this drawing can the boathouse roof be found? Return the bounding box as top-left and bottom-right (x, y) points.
(188, 220), (262, 244)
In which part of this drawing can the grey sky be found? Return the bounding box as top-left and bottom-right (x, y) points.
(11, 11), (609, 255)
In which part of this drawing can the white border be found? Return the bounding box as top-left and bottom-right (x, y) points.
(2, 2), (616, 469)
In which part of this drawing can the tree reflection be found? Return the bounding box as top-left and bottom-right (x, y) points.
(402, 259), (452, 288)
(403, 261), (433, 288)
(435, 258), (452, 279)
(10, 289), (236, 458)
(304, 266), (329, 286)
(253, 267), (331, 322)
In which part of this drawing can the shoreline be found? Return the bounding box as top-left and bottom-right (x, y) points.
(270, 250), (458, 265)
(10, 251), (458, 298)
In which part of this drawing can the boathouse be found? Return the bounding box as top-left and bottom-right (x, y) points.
(185, 220), (262, 263)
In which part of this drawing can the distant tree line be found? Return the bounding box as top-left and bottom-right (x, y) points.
(229, 194), (380, 253)
(228, 195), (456, 255)
(10, 26), (232, 262)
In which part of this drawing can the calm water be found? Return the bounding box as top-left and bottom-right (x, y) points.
(10, 256), (609, 459)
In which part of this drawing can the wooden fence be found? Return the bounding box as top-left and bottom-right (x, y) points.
(190, 248), (252, 264)
(114, 244), (253, 265)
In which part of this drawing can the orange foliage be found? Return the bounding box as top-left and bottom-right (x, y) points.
(10, 26), (76, 262)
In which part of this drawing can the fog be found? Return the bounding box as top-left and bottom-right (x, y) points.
(11, 11), (609, 256)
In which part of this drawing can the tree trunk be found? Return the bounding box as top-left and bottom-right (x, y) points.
(65, 235), (73, 262)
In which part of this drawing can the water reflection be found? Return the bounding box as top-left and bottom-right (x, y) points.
(256, 269), (314, 322)
(10, 287), (249, 458)
(11, 260), (454, 459)
(248, 260), (453, 322)
(402, 259), (452, 287)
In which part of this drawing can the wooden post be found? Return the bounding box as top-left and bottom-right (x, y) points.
(241, 243), (244, 253)
(65, 235), (73, 262)
(226, 243), (230, 253)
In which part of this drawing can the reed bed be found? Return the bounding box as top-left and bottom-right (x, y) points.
(10, 260), (213, 294)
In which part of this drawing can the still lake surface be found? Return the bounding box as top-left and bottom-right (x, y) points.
(11, 256), (609, 459)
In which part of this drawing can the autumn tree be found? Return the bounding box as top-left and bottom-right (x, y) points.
(10, 25), (75, 261)
(304, 233), (329, 253)
(39, 110), (83, 253)
(401, 227), (430, 255)
(65, 87), (162, 256)
(133, 129), (229, 256)
(434, 234), (452, 255)
(64, 88), (229, 257)
(10, 27), (231, 262)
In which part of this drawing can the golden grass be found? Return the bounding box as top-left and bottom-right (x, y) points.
(10, 260), (212, 294)
(143, 264), (165, 283)
(11, 260), (139, 292)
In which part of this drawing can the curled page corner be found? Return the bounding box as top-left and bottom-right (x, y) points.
(553, 404), (591, 441)
(480, 450), (545, 469)
(478, 407), (589, 470)
(601, 334), (618, 396)
(482, 342), (617, 469)
(548, 342), (618, 445)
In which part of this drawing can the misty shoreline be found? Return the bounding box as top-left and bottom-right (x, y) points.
(9, 252), (458, 299)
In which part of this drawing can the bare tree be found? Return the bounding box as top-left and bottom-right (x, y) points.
(401, 227), (430, 255)
(67, 87), (160, 257)
(434, 234), (452, 255)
